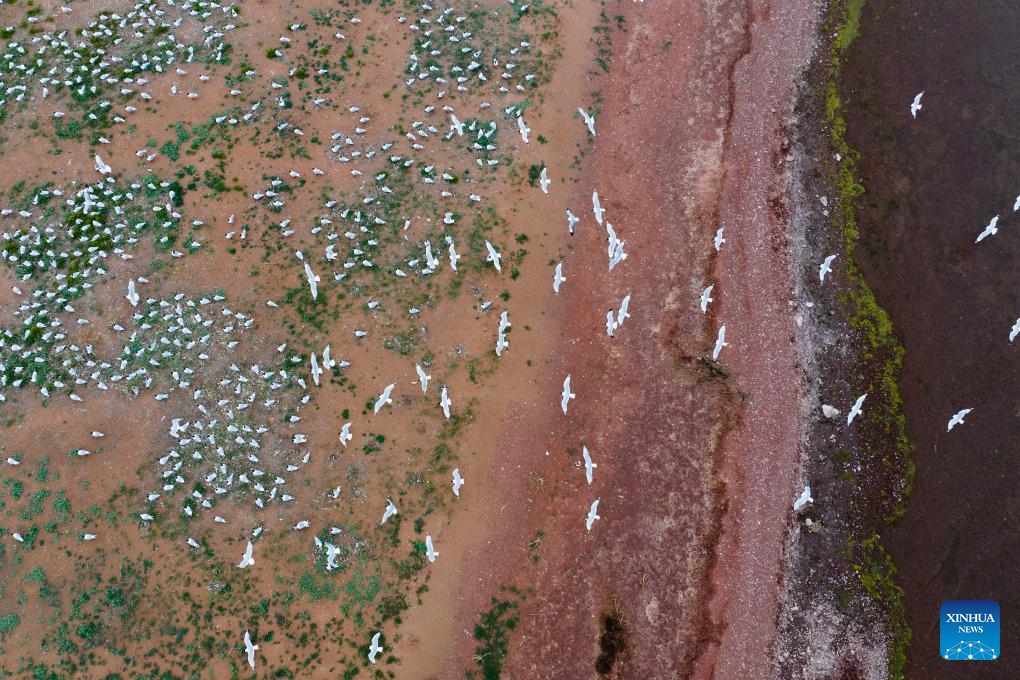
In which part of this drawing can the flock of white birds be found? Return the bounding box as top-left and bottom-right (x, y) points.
(0, 0), (615, 671)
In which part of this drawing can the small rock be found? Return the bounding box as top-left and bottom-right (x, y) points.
(821, 404), (840, 419)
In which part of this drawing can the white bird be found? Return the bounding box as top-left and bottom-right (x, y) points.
(712, 325), (728, 360)
(440, 386), (452, 419)
(617, 294), (631, 327)
(553, 262), (566, 293)
(539, 166), (550, 194)
(484, 240), (502, 272)
(793, 485), (813, 512)
(238, 540), (254, 568)
(425, 533), (438, 563)
(517, 116), (530, 144)
(374, 384), (395, 414)
(450, 113), (464, 136)
(1010, 318), (1020, 343)
(368, 631), (383, 665)
(339, 422), (353, 447)
(561, 375), (575, 414)
(582, 446), (597, 485)
(606, 310), (617, 337)
(94, 154), (112, 175)
(408, 363), (428, 395)
(381, 499), (398, 525)
(310, 353), (322, 386)
(819, 254), (837, 283)
(700, 285), (714, 313)
(585, 499), (600, 532)
(910, 91), (924, 118)
(567, 209), (579, 235)
(83, 533), (97, 541)
(577, 107), (596, 136)
(975, 216), (999, 243)
(847, 393), (867, 425)
(714, 227), (725, 252)
(5, 458), (19, 466)
(304, 261), (319, 299)
(243, 630), (259, 670)
(947, 408), (973, 431)
(447, 239), (460, 270)
(592, 191), (604, 224)
(1014, 194), (1020, 213)
(452, 468), (464, 497)
(293, 520), (310, 531)
(126, 279), (139, 307)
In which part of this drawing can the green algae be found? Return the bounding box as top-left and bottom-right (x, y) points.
(824, 0), (913, 676)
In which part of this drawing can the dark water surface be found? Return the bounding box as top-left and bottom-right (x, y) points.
(842, 1), (1020, 677)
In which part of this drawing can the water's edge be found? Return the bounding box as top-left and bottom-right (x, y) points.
(775, 0), (913, 677)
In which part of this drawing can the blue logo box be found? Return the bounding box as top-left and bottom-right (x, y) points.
(941, 600), (1000, 660)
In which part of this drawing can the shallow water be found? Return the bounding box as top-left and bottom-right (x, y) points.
(843, 1), (1020, 676)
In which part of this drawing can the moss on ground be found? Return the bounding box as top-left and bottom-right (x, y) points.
(824, 1), (913, 676)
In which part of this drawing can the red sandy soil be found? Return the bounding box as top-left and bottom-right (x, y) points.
(0, 0), (823, 676)
(397, 0), (825, 679)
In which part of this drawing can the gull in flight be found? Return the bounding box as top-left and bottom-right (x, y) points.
(243, 630), (259, 670)
(415, 364), (431, 393)
(374, 384), (395, 413)
(304, 261), (319, 299)
(539, 166), (550, 194)
(94, 153), (113, 175)
(975, 216), (999, 243)
(425, 533), (438, 563)
(126, 279), (140, 307)
(617, 294), (631, 327)
(237, 540), (254, 568)
(553, 261), (566, 293)
(452, 468), (464, 497)
(793, 485), (813, 512)
(577, 107), (596, 136)
(440, 386), (452, 419)
(381, 499), (398, 525)
(592, 190), (604, 224)
(450, 113), (464, 136)
(947, 408), (973, 431)
(714, 227), (725, 252)
(368, 632), (383, 665)
(819, 254), (837, 283)
(847, 393), (867, 425)
(517, 116), (530, 144)
(567, 209), (579, 235)
(700, 285), (714, 313)
(1010, 318), (1020, 343)
(1014, 194), (1020, 213)
(586, 499), (601, 532)
(606, 310), (617, 337)
(712, 325), (728, 360)
(561, 375), (575, 414)
(582, 446), (597, 485)
(339, 422), (353, 448)
(485, 240), (502, 272)
(910, 91), (924, 118)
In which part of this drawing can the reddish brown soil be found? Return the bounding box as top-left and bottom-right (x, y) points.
(400, 1), (825, 679)
(0, 0), (824, 676)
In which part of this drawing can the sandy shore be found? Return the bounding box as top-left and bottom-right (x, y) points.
(398, 0), (829, 677)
